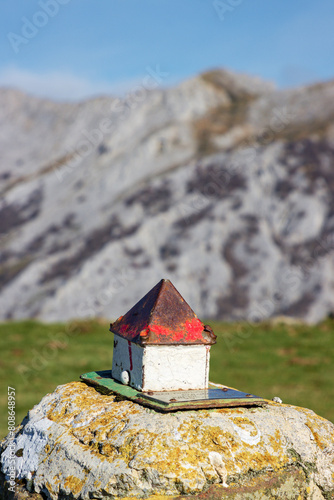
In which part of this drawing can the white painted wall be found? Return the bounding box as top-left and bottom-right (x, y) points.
(112, 335), (210, 392)
(142, 345), (210, 391)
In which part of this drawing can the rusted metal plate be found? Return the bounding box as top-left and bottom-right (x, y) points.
(110, 279), (216, 346)
(80, 370), (267, 411)
(139, 387), (258, 404)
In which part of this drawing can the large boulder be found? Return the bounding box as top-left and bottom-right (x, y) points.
(1, 381), (334, 499)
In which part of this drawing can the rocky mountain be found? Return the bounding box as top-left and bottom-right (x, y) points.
(1, 69), (334, 323)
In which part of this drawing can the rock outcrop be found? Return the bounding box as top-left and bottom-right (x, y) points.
(1, 69), (334, 323)
(1, 381), (334, 499)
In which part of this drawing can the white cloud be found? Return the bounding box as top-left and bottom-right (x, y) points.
(0, 65), (145, 101)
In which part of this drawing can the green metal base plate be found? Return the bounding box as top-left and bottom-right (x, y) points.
(80, 370), (267, 412)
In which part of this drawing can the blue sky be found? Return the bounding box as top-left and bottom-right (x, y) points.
(0, 0), (333, 100)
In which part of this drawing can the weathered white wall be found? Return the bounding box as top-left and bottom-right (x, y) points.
(112, 336), (144, 390)
(112, 336), (210, 391)
(142, 345), (210, 391)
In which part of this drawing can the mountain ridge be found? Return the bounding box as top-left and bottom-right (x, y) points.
(1, 68), (334, 323)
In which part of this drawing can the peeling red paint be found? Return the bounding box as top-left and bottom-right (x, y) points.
(184, 318), (204, 340)
(149, 317), (204, 343)
(128, 340), (133, 371)
(149, 323), (174, 339)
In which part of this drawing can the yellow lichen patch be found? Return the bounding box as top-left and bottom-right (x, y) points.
(235, 439), (290, 473)
(45, 480), (53, 494)
(46, 382), (147, 461)
(214, 406), (249, 416)
(205, 425), (236, 448)
(205, 418), (291, 474)
(231, 416), (259, 437)
(125, 414), (291, 482)
(304, 418), (334, 451)
(177, 418), (203, 445)
(49, 382), (141, 424)
(268, 429), (283, 453)
(125, 419), (234, 482)
(47, 382), (119, 424)
(116, 496), (177, 500)
(73, 412), (129, 445)
(105, 420), (128, 440)
(152, 445), (202, 475)
(52, 474), (62, 485)
(117, 425), (209, 489)
(98, 442), (117, 459)
(64, 475), (85, 496)
(140, 445), (207, 493)
(117, 428), (158, 464)
(286, 405), (334, 451)
(177, 421), (222, 458)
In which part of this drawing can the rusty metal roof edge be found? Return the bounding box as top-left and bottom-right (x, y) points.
(111, 330), (215, 346)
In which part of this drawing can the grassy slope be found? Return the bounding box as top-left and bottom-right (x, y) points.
(0, 318), (333, 439)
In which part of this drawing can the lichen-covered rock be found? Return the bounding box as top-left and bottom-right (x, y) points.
(1, 382), (334, 499)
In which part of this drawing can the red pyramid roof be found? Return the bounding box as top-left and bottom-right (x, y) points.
(110, 279), (216, 345)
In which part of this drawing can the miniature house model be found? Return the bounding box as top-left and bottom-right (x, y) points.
(110, 279), (217, 392)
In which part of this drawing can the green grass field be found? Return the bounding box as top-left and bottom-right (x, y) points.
(1, 318), (334, 439)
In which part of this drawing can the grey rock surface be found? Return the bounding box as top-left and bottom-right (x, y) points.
(1, 382), (334, 499)
(1, 69), (334, 323)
